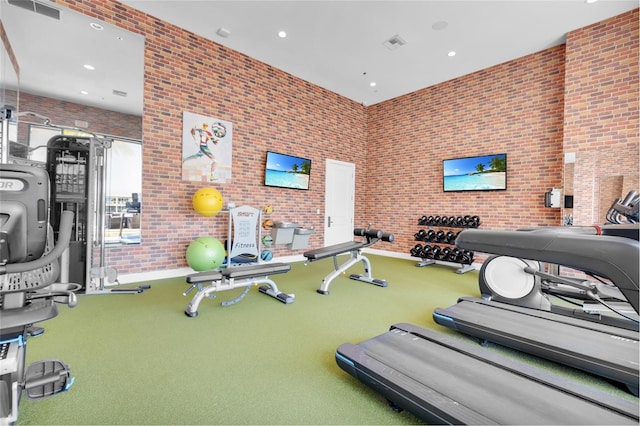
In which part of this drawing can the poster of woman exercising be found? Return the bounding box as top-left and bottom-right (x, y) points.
(182, 111), (233, 182)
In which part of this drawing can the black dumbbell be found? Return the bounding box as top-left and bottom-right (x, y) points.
(440, 247), (451, 261)
(433, 216), (441, 226)
(470, 216), (480, 228)
(436, 230), (445, 242)
(426, 215), (435, 226)
(460, 250), (474, 264)
(455, 216), (464, 226)
(446, 248), (459, 262)
(448, 216), (456, 226)
(415, 229), (427, 240)
(440, 216), (449, 226)
(463, 215), (472, 227)
(450, 248), (463, 262)
(445, 231), (456, 244)
(410, 244), (422, 257)
(430, 245), (441, 259)
(426, 230), (436, 241)
(418, 215), (428, 225)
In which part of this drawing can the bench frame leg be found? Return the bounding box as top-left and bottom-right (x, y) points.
(185, 275), (295, 317)
(317, 250), (387, 295)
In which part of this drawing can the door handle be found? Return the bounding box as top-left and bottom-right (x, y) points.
(327, 216), (332, 227)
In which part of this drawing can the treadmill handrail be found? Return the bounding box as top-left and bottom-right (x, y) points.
(456, 229), (639, 313)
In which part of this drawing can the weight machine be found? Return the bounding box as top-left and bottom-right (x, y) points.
(2, 108), (147, 295)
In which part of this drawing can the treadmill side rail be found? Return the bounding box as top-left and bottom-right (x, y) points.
(335, 323), (639, 425)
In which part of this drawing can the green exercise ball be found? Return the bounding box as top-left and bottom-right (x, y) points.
(186, 236), (226, 271)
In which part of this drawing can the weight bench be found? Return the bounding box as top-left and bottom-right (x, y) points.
(183, 262), (293, 317)
(304, 227), (394, 295)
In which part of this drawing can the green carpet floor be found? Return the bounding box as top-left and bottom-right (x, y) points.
(16, 255), (637, 425)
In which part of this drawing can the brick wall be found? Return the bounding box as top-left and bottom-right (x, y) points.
(49, 1), (638, 275)
(563, 9), (639, 226)
(366, 47), (566, 256)
(18, 91), (142, 139)
(55, 0), (366, 275)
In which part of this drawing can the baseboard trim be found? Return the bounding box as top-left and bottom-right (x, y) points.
(117, 249), (478, 284)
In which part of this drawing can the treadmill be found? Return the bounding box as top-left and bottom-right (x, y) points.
(434, 229), (639, 395)
(336, 323), (638, 424)
(334, 229), (639, 423)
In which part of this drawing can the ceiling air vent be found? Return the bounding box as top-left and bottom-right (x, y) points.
(382, 34), (407, 51)
(8, 0), (61, 20)
(112, 90), (128, 97)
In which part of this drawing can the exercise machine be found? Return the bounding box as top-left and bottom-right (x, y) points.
(606, 190), (639, 224)
(336, 323), (638, 424)
(1, 164), (79, 424)
(46, 135), (148, 295)
(334, 228), (639, 423)
(183, 262), (294, 317)
(477, 225), (639, 323)
(303, 227), (394, 294)
(434, 228), (639, 395)
(183, 204), (296, 317)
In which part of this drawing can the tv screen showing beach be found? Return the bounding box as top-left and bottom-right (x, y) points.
(264, 151), (311, 190)
(443, 154), (507, 192)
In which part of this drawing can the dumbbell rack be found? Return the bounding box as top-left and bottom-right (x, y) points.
(410, 215), (480, 274)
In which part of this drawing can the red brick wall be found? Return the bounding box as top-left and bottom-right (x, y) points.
(54, 0), (366, 274)
(563, 9), (639, 226)
(49, 1), (638, 274)
(18, 91), (142, 139)
(366, 47), (566, 255)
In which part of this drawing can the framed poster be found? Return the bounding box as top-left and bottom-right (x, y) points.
(182, 111), (232, 182)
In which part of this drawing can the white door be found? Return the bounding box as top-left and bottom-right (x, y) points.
(324, 159), (355, 246)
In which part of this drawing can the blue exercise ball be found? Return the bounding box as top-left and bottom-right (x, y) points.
(260, 249), (273, 261)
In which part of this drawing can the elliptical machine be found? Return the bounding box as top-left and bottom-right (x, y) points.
(474, 224), (639, 329)
(0, 164), (80, 424)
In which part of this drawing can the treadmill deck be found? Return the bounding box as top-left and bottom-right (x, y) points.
(336, 323), (638, 424)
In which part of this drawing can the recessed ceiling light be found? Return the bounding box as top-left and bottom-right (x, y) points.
(370, 82), (377, 87)
(278, 30), (287, 38)
(447, 51), (456, 57)
(585, 0), (598, 3)
(90, 22), (103, 31)
(80, 90), (89, 95)
(83, 64), (95, 70)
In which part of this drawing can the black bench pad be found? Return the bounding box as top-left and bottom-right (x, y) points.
(186, 270), (224, 283)
(221, 262), (291, 278)
(304, 241), (364, 261)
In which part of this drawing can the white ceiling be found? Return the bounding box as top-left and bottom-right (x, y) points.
(3, 0), (638, 117)
(2, 0), (145, 116)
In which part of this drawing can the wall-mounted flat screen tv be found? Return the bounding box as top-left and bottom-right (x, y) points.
(264, 151), (311, 190)
(443, 153), (507, 192)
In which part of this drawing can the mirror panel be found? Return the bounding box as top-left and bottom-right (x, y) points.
(562, 153), (574, 225)
(567, 150), (639, 226)
(598, 174), (639, 225)
(1, 0), (144, 245)
(0, 25), (19, 112)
